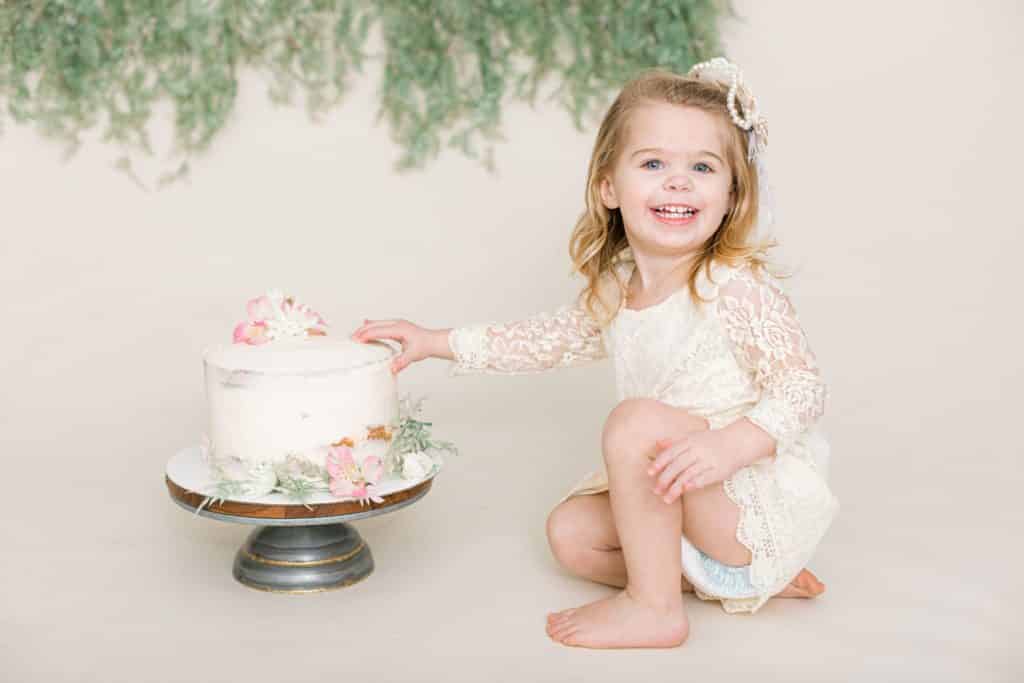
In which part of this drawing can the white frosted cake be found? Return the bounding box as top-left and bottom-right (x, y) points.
(204, 336), (398, 468)
(200, 290), (455, 504)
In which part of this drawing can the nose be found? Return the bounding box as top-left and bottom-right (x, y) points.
(664, 174), (692, 192)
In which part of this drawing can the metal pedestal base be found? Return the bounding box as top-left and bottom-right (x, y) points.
(233, 523), (374, 594)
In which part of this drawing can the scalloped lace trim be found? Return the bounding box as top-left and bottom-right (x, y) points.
(718, 453), (839, 614)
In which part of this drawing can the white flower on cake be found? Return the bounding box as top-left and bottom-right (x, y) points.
(278, 453), (326, 484)
(244, 463), (279, 497)
(400, 450), (434, 480)
(233, 289), (328, 345)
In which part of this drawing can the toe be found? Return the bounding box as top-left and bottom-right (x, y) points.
(795, 569), (826, 596)
(553, 626), (578, 644)
(561, 631), (581, 647)
(546, 615), (569, 634)
(550, 619), (577, 642)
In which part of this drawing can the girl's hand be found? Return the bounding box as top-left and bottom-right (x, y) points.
(349, 319), (450, 375)
(647, 429), (744, 504)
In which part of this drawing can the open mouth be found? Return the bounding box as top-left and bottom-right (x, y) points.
(651, 204), (699, 221)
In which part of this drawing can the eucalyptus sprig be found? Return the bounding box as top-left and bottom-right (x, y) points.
(389, 415), (459, 458)
(195, 479), (249, 514)
(390, 394), (458, 453)
(273, 475), (327, 506)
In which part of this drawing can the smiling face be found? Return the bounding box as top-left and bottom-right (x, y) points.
(599, 102), (735, 261)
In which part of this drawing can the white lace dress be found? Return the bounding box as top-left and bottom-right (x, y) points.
(447, 257), (840, 614)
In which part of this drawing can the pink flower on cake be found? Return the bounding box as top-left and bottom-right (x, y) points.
(246, 294), (277, 322)
(232, 320), (270, 345)
(233, 289), (328, 344)
(325, 444), (384, 505)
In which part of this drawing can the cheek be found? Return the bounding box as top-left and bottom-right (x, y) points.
(612, 183), (644, 212)
(704, 177), (733, 210)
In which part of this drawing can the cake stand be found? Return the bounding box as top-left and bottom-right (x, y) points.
(165, 446), (437, 594)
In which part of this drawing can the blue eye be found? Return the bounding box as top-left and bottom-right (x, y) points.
(694, 162), (713, 173)
(642, 159), (663, 170)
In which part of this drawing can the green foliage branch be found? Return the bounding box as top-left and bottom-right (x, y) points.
(0, 0), (725, 184)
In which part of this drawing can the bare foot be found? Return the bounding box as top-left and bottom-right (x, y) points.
(545, 589), (689, 649)
(776, 568), (826, 598)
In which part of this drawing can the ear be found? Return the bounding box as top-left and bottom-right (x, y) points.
(599, 176), (620, 210)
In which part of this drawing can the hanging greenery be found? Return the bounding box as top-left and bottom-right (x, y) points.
(0, 0), (725, 186)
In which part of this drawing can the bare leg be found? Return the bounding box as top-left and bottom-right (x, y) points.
(545, 400), (825, 648)
(546, 491), (823, 599)
(545, 399), (690, 649)
(546, 491), (695, 593)
(544, 491), (823, 598)
(563, 547), (697, 593)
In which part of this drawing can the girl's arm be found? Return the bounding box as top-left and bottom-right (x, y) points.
(714, 267), (828, 462)
(447, 302), (607, 376)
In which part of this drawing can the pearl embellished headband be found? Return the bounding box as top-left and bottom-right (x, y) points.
(688, 57), (768, 162)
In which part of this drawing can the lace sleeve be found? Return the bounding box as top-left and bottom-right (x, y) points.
(714, 267), (828, 446)
(447, 302), (607, 376)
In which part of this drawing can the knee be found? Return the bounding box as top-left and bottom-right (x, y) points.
(545, 505), (589, 572)
(601, 398), (662, 464)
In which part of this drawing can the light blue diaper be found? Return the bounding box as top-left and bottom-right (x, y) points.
(680, 535), (758, 600)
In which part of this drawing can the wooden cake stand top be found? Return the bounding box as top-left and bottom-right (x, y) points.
(166, 446), (435, 526)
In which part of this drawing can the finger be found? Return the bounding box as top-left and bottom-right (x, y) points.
(665, 463), (711, 502)
(675, 458), (710, 488)
(653, 451), (695, 494)
(649, 436), (688, 473)
(659, 473), (692, 505)
(390, 354), (410, 375)
(647, 440), (666, 468)
(661, 461), (713, 502)
(679, 463), (715, 492)
(352, 320), (401, 336)
(662, 479), (683, 504)
(352, 318), (404, 333)
(651, 447), (696, 489)
(355, 328), (408, 345)
(662, 473), (688, 504)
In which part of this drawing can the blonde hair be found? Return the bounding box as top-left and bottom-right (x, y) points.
(568, 68), (789, 327)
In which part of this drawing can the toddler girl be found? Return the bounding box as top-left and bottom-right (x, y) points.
(350, 58), (839, 650)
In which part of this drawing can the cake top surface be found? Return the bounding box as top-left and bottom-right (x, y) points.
(204, 336), (395, 373)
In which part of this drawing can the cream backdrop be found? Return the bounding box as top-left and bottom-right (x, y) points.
(2, 1), (1020, 681)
